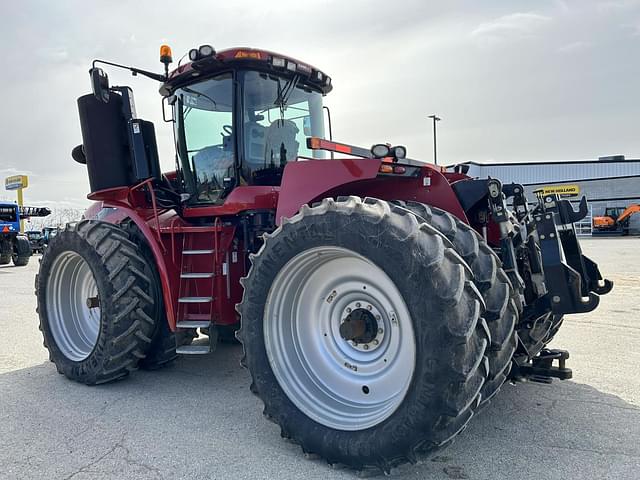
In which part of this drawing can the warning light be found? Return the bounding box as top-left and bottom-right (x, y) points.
(160, 45), (173, 64)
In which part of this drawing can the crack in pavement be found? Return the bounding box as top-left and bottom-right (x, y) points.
(63, 432), (163, 480)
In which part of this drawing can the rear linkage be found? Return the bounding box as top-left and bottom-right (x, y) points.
(486, 179), (613, 383)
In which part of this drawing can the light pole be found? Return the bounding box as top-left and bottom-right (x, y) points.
(428, 114), (441, 165)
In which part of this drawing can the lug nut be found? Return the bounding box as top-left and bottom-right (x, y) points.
(363, 344), (369, 350)
(356, 302), (361, 308)
(373, 339), (379, 345)
(346, 308), (352, 313)
(378, 328), (383, 334)
(367, 305), (372, 310)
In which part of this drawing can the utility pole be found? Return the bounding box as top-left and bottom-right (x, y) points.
(428, 114), (441, 165)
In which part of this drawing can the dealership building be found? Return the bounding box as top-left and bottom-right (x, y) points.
(448, 155), (640, 234)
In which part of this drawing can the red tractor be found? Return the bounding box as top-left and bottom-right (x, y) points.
(36, 45), (612, 473)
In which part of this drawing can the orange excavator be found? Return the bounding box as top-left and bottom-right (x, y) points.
(592, 204), (640, 235)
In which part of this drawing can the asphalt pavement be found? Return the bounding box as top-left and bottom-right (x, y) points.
(0, 237), (638, 479)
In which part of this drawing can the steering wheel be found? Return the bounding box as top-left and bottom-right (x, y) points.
(223, 125), (233, 135)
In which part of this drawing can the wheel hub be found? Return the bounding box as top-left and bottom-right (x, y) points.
(339, 303), (385, 352)
(264, 246), (416, 431)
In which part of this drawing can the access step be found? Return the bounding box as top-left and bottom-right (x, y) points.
(176, 320), (211, 329)
(178, 296), (213, 303)
(180, 272), (215, 279)
(176, 345), (210, 355)
(182, 249), (215, 255)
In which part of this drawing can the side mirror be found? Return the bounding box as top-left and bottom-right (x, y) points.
(89, 67), (110, 103)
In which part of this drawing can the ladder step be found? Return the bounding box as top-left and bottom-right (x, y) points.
(176, 320), (211, 329)
(176, 345), (210, 355)
(182, 313), (210, 321)
(180, 272), (215, 279)
(178, 296), (213, 303)
(183, 249), (215, 255)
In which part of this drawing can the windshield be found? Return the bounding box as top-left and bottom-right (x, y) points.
(240, 71), (325, 183)
(174, 70), (327, 204)
(174, 74), (234, 203)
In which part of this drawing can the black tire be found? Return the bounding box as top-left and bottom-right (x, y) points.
(12, 235), (31, 266)
(237, 197), (489, 473)
(392, 201), (518, 406)
(36, 221), (156, 385)
(0, 253), (10, 265)
(121, 222), (179, 371)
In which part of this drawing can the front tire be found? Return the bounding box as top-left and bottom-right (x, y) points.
(237, 197), (489, 472)
(36, 221), (156, 385)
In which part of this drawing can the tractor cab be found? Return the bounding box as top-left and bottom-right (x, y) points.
(169, 57), (328, 204)
(76, 46), (332, 207)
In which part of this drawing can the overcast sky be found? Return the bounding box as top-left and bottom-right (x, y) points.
(1, 0), (639, 209)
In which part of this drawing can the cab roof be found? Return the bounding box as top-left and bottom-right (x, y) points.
(164, 47), (332, 95)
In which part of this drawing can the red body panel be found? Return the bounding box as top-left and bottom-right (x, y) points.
(182, 186), (278, 218)
(83, 157), (470, 331)
(276, 159), (468, 224)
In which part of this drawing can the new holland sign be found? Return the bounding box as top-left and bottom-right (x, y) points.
(5, 175), (28, 191)
(540, 184), (580, 197)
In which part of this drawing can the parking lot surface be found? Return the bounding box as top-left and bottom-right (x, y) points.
(1, 237), (638, 479)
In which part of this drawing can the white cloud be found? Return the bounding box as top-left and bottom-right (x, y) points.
(558, 40), (594, 53)
(470, 12), (552, 46)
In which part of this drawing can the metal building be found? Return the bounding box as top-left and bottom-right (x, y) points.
(447, 155), (640, 234)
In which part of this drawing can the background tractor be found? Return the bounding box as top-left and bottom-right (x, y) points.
(36, 45), (612, 473)
(0, 203), (50, 266)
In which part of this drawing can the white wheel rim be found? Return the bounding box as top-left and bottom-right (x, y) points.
(264, 246), (416, 431)
(46, 251), (101, 362)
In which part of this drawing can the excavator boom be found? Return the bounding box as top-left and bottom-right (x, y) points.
(616, 204), (640, 223)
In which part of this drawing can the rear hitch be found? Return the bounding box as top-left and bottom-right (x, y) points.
(530, 193), (612, 315)
(512, 348), (572, 384)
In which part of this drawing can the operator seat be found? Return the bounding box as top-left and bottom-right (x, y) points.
(264, 119), (299, 166)
(244, 121), (267, 167)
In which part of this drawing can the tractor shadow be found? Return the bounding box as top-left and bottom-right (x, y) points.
(1, 343), (639, 480)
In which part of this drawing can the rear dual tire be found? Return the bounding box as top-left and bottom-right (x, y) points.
(238, 197), (490, 473)
(392, 201), (518, 406)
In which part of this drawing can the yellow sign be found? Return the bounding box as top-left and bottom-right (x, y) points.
(5, 175), (28, 191)
(540, 184), (580, 196)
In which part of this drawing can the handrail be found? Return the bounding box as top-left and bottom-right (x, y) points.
(129, 178), (167, 254)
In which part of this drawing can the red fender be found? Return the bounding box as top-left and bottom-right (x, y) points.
(276, 159), (468, 223)
(83, 200), (178, 330)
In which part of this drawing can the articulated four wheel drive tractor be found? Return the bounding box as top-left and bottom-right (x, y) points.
(36, 44), (612, 473)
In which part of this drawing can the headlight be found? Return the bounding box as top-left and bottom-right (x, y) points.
(188, 49), (199, 61)
(198, 44), (215, 57)
(392, 146), (407, 160)
(271, 57), (286, 68)
(371, 144), (390, 158)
